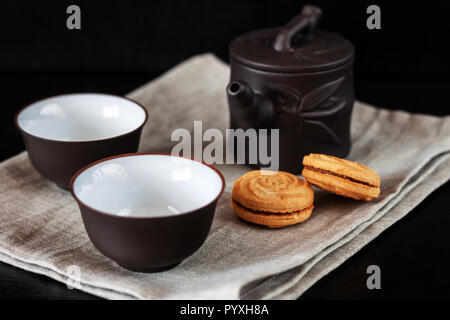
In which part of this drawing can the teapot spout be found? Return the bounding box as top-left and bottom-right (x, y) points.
(227, 81), (274, 129)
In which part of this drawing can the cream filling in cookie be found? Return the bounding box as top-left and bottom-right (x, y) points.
(232, 200), (313, 216)
(304, 166), (377, 188)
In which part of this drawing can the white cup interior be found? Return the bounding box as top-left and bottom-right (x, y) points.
(72, 154), (224, 218)
(17, 93), (147, 141)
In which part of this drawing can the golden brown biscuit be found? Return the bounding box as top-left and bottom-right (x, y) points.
(231, 170), (314, 228)
(302, 153), (381, 201)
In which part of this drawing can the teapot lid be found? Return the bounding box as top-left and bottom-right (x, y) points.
(229, 5), (354, 73)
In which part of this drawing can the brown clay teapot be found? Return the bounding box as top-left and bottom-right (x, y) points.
(227, 5), (354, 173)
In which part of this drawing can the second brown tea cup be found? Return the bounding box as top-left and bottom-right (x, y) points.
(14, 93), (148, 189)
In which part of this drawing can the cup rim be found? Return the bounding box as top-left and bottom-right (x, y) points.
(70, 152), (226, 220)
(14, 92), (149, 144)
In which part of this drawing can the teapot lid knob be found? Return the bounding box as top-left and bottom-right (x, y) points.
(273, 5), (322, 51)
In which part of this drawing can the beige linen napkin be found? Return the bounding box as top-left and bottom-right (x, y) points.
(0, 54), (449, 299)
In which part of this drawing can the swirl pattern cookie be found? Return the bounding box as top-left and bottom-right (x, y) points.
(231, 170), (314, 228)
(302, 153), (381, 201)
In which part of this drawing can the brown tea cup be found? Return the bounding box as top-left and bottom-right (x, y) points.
(14, 93), (148, 189)
(70, 153), (225, 272)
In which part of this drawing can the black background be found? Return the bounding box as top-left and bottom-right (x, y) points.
(0, 0), (449, 299)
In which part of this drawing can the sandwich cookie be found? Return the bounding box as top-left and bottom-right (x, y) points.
(231, 170), (314, 228)
(302, 153), (381, 201)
